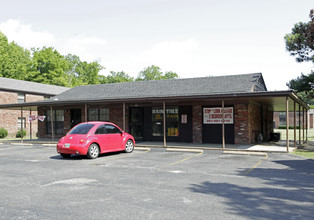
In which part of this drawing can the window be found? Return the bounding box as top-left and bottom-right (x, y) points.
(279, 112), (286, 126)
(166, 107), (179, 137)
(152, 107), (163, 136)
(88, 108), (109, 121)
(18, 117), (26, 129)
(44, 96), (50, 100)
(46, 110), (64, 134)
(18, 93), (25, 103)
(69, 123), (95, 134)
(95, 125), (106, 134)
(105, 124), (121, 134)
(152, 107), (179, 137)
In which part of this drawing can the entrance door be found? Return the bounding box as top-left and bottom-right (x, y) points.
(129, 107), (144, 141)
(71, 109), (81, 128)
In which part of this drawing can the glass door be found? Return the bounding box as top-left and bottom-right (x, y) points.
(129, 107), (144, 141)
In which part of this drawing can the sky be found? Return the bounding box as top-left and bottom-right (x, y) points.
(0, 0), (313, 90)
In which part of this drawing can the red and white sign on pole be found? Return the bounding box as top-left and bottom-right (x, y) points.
(28, 115), (46, 122)
(203, 107), (233, 124)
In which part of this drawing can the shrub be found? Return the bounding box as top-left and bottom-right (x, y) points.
(16, 129), (26, 138)
(0, 128), (8, 138)
(278, 125), (301, 129)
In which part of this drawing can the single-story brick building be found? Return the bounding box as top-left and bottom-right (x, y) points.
(0, 77), (69, 137)
(273, 109), (314, 129)
(0, 73), (309, 150)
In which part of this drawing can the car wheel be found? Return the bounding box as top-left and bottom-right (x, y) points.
(87, 143), (100, 159)
(60, 153), (71, 158)
(125, 140), (134, 153)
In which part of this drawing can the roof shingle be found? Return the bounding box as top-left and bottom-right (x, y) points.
(0, 77), (69, 96)
(53, 73), (266, 102)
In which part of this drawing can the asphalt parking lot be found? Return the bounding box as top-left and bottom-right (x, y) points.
(0, 143), (314, 220)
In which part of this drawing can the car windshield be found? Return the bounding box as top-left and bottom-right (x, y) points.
(68, 124), (95, 134)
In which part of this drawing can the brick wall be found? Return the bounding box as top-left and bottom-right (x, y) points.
(0, 91), (43, 138)
(64, 109), (71, 134)
(248, 103), (261, 143)
(192, 105), (202, 144)
(109, 106), (123, 129)
(234, 104), (249, 144)
(38, 107), (45, 138)
(38, 107), (66, 139)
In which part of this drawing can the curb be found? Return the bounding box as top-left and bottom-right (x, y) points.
(134, 147), (151, 151)
(223, 150), (267, 156)
(166, 148), (204, 153)
(42, 144), (57, 147)
(11, 143), (33, 146)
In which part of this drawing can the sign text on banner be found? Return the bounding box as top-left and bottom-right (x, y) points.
(203, 107), (233, 124)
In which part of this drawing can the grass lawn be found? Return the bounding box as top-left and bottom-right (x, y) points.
(274, 128), (314, 141)
(291, 150), (314, 159)
(0, 136), (38, 141)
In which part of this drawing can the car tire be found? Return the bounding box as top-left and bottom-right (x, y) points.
(60, 153), (71, 158)
(87, 143), (100, 159)
(125, 140), (134, 153)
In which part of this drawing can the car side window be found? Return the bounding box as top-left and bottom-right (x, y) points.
(105, 124), (120, 134)
(95, 125), (106, 134)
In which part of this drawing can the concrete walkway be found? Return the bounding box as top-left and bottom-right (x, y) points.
(1, 139), (312, 153)
(135, 141), (296, 153)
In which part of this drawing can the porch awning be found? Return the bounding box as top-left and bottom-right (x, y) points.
(0, 90), (308, 111)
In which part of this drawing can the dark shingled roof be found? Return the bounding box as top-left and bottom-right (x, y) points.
(0, 77), (70, 96)
(52, 73), (266, 102)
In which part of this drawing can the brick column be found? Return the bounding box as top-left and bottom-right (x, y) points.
(234, 104), (249, 144)
(192, 105), (202, 144)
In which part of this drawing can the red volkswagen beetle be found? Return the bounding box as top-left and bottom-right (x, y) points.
(57, 121), (135, 159)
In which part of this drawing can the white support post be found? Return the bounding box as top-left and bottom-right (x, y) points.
(299, 105), (301, 147)
(123, 102), (126, 131)
(303, 107), (305, 144)
(222, 99), (225, 149)
(294, 102), (296, 149)
(21, 107), (23, 143)
(85, 104), (88, 122)
(286, 97), (289, 152)
(163, 101), (166, 147)
(50, 106), (54, 140)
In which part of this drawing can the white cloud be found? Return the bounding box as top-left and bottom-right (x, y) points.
(0, 19), (55, 48)
(59, 35), (106, 62)
(127, 38), (199, 75)
(0, 19), (106, 63)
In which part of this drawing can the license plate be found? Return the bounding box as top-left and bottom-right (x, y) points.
(64, 143), (71, 148)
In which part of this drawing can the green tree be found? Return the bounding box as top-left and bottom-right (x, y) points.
(27, 47), (70, 86)
(136, 65), (178, 81)
(0, 31), (31, 80)
(287, 70), (314, 104)
(65, 54), (104, 86)
(75, 60), (103, 85)
(65, 54), (81, 87)
(285, 10), (314, 104)
(100, 71), (134, 84)
(164, 71), (179, 79)
(284, 9), (314, 63)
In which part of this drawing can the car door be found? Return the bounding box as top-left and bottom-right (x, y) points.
(94, 125), (109, 152)
(104, 124), (123, 150)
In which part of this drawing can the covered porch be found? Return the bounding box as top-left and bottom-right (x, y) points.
(0, 90), (309, 153)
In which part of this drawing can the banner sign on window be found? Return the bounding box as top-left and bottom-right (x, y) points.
(203, 107), (233, 124)
(28, 115), (46, 122)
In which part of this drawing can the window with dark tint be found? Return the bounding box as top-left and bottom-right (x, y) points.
(47, 109), (64, 134)
(105, 124), (120, 134)
(95, 125), (106, 134)
(69, 124), (95, 134)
